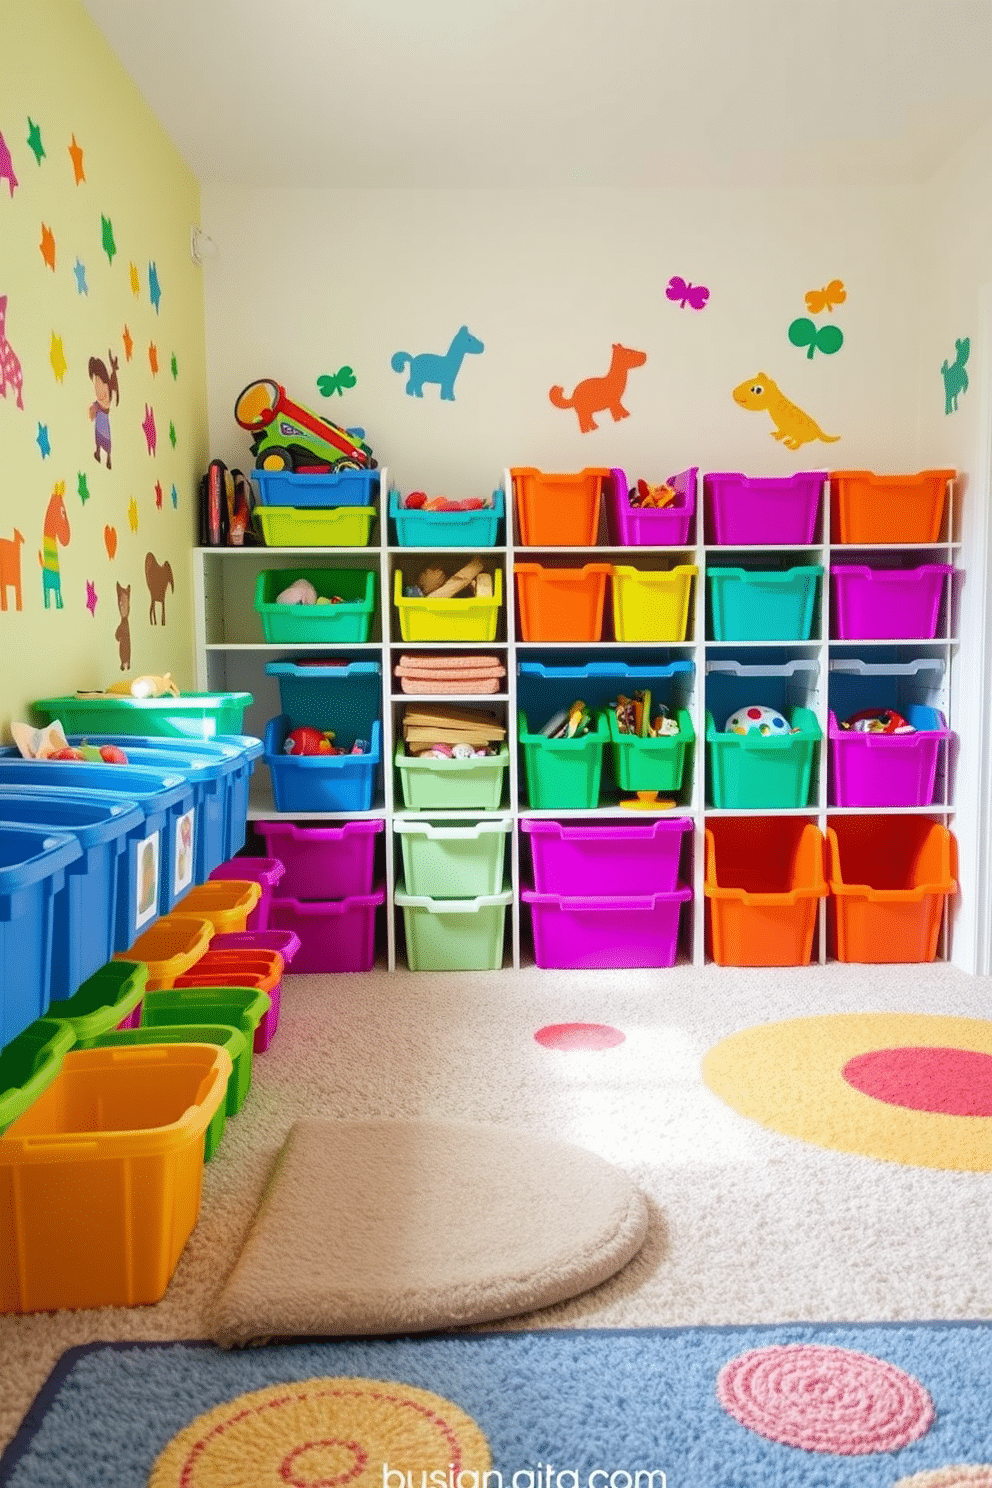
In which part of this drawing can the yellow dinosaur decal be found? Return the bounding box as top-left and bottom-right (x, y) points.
(732, 372), (840, 450)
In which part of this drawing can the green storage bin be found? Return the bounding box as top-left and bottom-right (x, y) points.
(49, 961), (148, 1046)
(140, 985), (271, 1053)
(518, 710), (609, 809)
(0, 1017), (75, 1134)
(395, 744), (509, 811)
(34, 693), (252, 739)
(253, 567), (376, 644)
(707, 565), (823, 641)
(607, 708), (695, 793)
(394, 885), (512, 970)
(255, 505), (376, 548)
(395, 819), (511, 898)
(705, 707), (821, 808)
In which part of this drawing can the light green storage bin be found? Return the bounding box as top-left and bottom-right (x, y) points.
(518, 710), (609, 809)
(705, 707), (821, 808)
(395, 744), (509, 810)
(255, 505), (376, 547)
(394, 885), (512, 970)
(395, 819), (511, 897)
(607, 708), (695, 793)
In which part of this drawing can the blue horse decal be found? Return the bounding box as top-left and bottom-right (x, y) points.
(391, 325), (484, 401)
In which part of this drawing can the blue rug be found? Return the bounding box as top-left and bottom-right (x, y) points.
(4, 1323), (992, 1487)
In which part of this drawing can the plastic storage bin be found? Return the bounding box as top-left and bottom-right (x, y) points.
(33, 692), (252, 740)
(829, 470), (955, 544)
(171, 880), (261, 934)
(390, 487), (504, 548)
(705, 707), (821, 809)
(518, 710), (609, 809)
(611, 565), (697, 642)
(704, 471), (825, 545)
(829, 706), (951, 807)
(0, 1018), (74, 1135)
(50, 961), (148, 1046)
(517, 658), (695, 721)
(207, 928), (300, 1053)
(522, 885), (692, 969)
(522, 816), (693, 896)
(255, 819), (383, 899)
(264, 717), (381, 813)
(0, 1043), (230, 1312)
(705, 817), (827, 966)
(511, 467), (609, 546)
(254, 568), (376, 644)
(253, 467), (379, 509)
(0, 826), (81, 1048)
(141, 986), (271, 1073)
(393, 567), (503, 643)
(395, 887), (512, 971)
(396, 819), (511, 898)
(210, 856), (286, 929)
(264, 658), (381, 734)
(267, 887), (385, 972)
(707, 566), (823, 642)
(826, 816), (957, 963)
(607, 708), (695, 794)
(118, 913), (213, 990)
(605, 467), (697, 546)
(395, 743), (509, 811)
(831, 565), (954, 640)
(255, 504), (376, 548)
(514, 564), (611, 643)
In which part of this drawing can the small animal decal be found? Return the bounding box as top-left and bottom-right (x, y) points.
(941, 337), (970, 415)
(391, 325), (484, 401)
(39, 481), (71, 609)
(115, 582), (131, 670)
(666, 276), (709, 310)
(88, 351), (119, 468)
(549, 343), (647, 434)
(805, 279), (846, 314)
(0, 529), (24, 611)
(0, 295), (24, 409)
(0, 131), (18, 197)
(732, 372), (841, 450)
(145, 551), (173, 625)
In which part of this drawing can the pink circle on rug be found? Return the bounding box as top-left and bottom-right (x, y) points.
(534, 1023), (626, 1052)
(716, 1344), (934, 1454)
(842, 1047), (992, 1117)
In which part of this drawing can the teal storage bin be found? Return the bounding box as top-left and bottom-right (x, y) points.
(607, 708), (695, 794)
(253, 568), (376, 644)
(518, 710), (609, 809)
(395, 744), (509, 811)
(49, 960), (147, 1044)
(395, 819), (511, 897)
(394, 885), (512, 970)
(705, 707), (821, 808)
(33, 692), (252, 739)
(707, 565), (823, 641)
(0, 1017), (75, 1134)
(389, 487), (504, 548)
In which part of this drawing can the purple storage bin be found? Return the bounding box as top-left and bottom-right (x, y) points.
(205, 929), (302, 1049)
(209, 857), (286, 930)
(255, 820), (383, 901)
(704, 471), (825, 545)
(116, 1003), (143, 1030)
(522, 817), (693, 895)
(606, 467), (696, 546)
(522, 885), (692, 969)
(831, 565), (954, 640)
(828, 711), (951, 807)
(267, 887), (385, 973)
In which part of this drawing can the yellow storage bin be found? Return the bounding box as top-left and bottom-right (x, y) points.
(254, 505), (376, 548)
(0, 1043), (230, 1313)
(171, 880), (261, 935)
(117, 913), (213, 990)
(611, 565), (697, 642)
(394, 567), (503, 643)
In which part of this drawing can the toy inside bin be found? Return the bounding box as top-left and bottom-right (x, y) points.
(518, 709), (609, 810)
(395, 743), (509, 811)
(389, 486), (504, 548)
(829, 706), (951, 808)
(254, 568), (376, 644)
(829, 469), (955, 544)
(705, 817), (827, 966)
(0, 824), (81, 1048)
(605, 467), (696, 546)
(705, 707), (821, 809)
(264, 717), (381, 813)
(34, 691), (252, 740)
(607, 707), (695, 795)
(511, 467), (609, 546)
(827, 816), (957, 963)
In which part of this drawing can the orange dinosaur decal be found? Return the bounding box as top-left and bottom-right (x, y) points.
(549, 343), (647, 434)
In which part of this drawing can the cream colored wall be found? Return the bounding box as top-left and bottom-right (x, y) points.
(0, 0), (207, 734)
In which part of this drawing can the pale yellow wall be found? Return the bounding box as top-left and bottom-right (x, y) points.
(0, 0), (207, 734)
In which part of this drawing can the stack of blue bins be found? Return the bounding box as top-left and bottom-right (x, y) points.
(263, 659), (382, 812)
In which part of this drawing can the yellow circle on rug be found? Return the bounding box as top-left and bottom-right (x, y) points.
(702, 1013), (992, 1170)
(148, 1377), (491, 1488)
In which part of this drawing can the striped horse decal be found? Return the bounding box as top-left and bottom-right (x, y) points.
(38, 481), (70, 609)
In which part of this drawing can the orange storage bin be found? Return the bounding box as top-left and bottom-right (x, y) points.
(0, 1043), (230, 1312)
(116, 913), (213, 990)
(829, 469), (955, 544)
(826, 815), (957, 963)
(705, 817), (827, 966)
(511, 467), (609, 546)
(172, 880), (261, 935)
(171, 949), (283, 994)
(515, 563), (612, 642)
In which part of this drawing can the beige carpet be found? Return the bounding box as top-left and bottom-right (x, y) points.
(211, 1117), (649, 1345)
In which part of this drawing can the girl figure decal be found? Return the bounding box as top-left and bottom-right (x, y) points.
(88, 350), (119, 468)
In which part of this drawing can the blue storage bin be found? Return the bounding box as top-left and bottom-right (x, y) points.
(0, 789), (144, 1003)
(0, 825), (81, 1048)
(264, 717), (381, 813)
(389, 488), (504, 547)
(517, 659), (695, 720)
(253, 467), (380, 509)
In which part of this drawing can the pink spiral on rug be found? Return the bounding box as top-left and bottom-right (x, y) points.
(716, 1344), (934, 1454)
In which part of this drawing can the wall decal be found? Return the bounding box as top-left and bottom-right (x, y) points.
(168, 419), (176, 448)
(0, 131), (18, 197)
(85, 579), (97, 617)
(122, 324), (133, 361)
(68, 134), (85, 185)
(318, 366), (356, 397)
(127, 495), (138, 533)
(39, 481), (70, 610)
(129, 263), (140, 297)
(940, 337), (970, 414)
(148, 343), (158, 375)
(666, 275), (709, 310)
(49, 333), (67, 383)
(101, 215), (116, 265)
(26, 119), (45, 166)
(732, 372), (841, 450)
(170, 352), (178, 380)
(805, 279), (846, 314)
(788, 317), (843, 359)
(36, 425), (50, 458)
(549, 343), (647, 434)
(170, 483), (178, 509)
(145, 551), (173, 625)
(154, 479), (163, 509)
(104, 525), (117, 560)
(141, 403), (156, 454)
(148, 262), (161, 312)
(391, 325), (484, 401)
(88, 352), (119, 469)
(40, 224), (56, 270)
(114, 581), (130, 669)
(77, 472), (90, 505)
(72, 259), (88, 295)
(0, 530), (24, 612)
(0, 296), (24, 409)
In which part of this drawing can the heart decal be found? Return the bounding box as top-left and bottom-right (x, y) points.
(104, 525), (117, 559)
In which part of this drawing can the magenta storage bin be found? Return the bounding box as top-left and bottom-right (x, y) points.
(267, 887), (385, 972)
(831, 565), (953, 640)
(116, 1004), (143, 1030)
(829, 708), (952, 807)
(209, 857), (286, 930)
(704, 471), (825, 545)
(522, 886), (692, 969)
(205, 929), (301, 1051)
(521, 817), (693, 896)
(606, 467), (696, 546)
(255, 820), (383, 901)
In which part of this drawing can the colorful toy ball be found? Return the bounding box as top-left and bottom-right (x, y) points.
(283, 726), (337, 756)
(725, 705), (790, 736)
(840, 708), (915, 734)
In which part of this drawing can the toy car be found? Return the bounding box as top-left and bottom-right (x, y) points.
(234, 379), (377, 473)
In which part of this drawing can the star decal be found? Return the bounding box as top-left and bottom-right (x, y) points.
(168, 419), (177, 449)
(141, 403), (157, 454)
(40, 224), (56, 270)
(77, 471), (91, 505)
(122, 324), (133, 361)
(148, 261), (161, 312)
(129, 262), (140, 296)
(154, 479), (163, 509)
(26, 118), (45, 165)
(49, 333), (67, 382)
(85, 580), (98, 616)
(170, 352), (178, 380)
(127, 495), (139, 533)
(0, 130), (19, 197)
(148, 343), (158, 375)
(68, 134), (85, 184)
(36, 424), (50, 459)
(73, 258), (88, 295)
(101, 214), (116, 265)
(170, 483), (178, 509)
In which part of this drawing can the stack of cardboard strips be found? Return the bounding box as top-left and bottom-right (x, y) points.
(402, 703), (506, 755)
(394, 654), (506, 695)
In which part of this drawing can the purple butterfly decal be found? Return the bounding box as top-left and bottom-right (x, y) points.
(667, 276), (710, 310)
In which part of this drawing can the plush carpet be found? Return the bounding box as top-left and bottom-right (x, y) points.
(6, 1325), (992, 1487)
(210, 1118), (649, 1346)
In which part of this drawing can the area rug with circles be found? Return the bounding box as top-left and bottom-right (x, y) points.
(5, 1324), (992, 1487)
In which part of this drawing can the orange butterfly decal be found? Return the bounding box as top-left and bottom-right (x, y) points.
(805, 278), (846, 314)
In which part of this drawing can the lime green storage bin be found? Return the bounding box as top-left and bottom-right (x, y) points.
(0, 1017), (75, 1135)
(518, 710), (609, 809)
(34, 693), (252, 739)
(394, 885), (512, 970)
(395, 819), (511, 898)
(255, 505), (376, 547)
(705, 707), (821, 808)
(254, 568), (376, 643)
(395, 744), (509, 810)
(394, 568), (503, 643)
(50, 961), (148, 1046)
(607, 708), (695, 793)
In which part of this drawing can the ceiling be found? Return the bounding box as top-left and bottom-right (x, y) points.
(83, 0), (992, 190)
